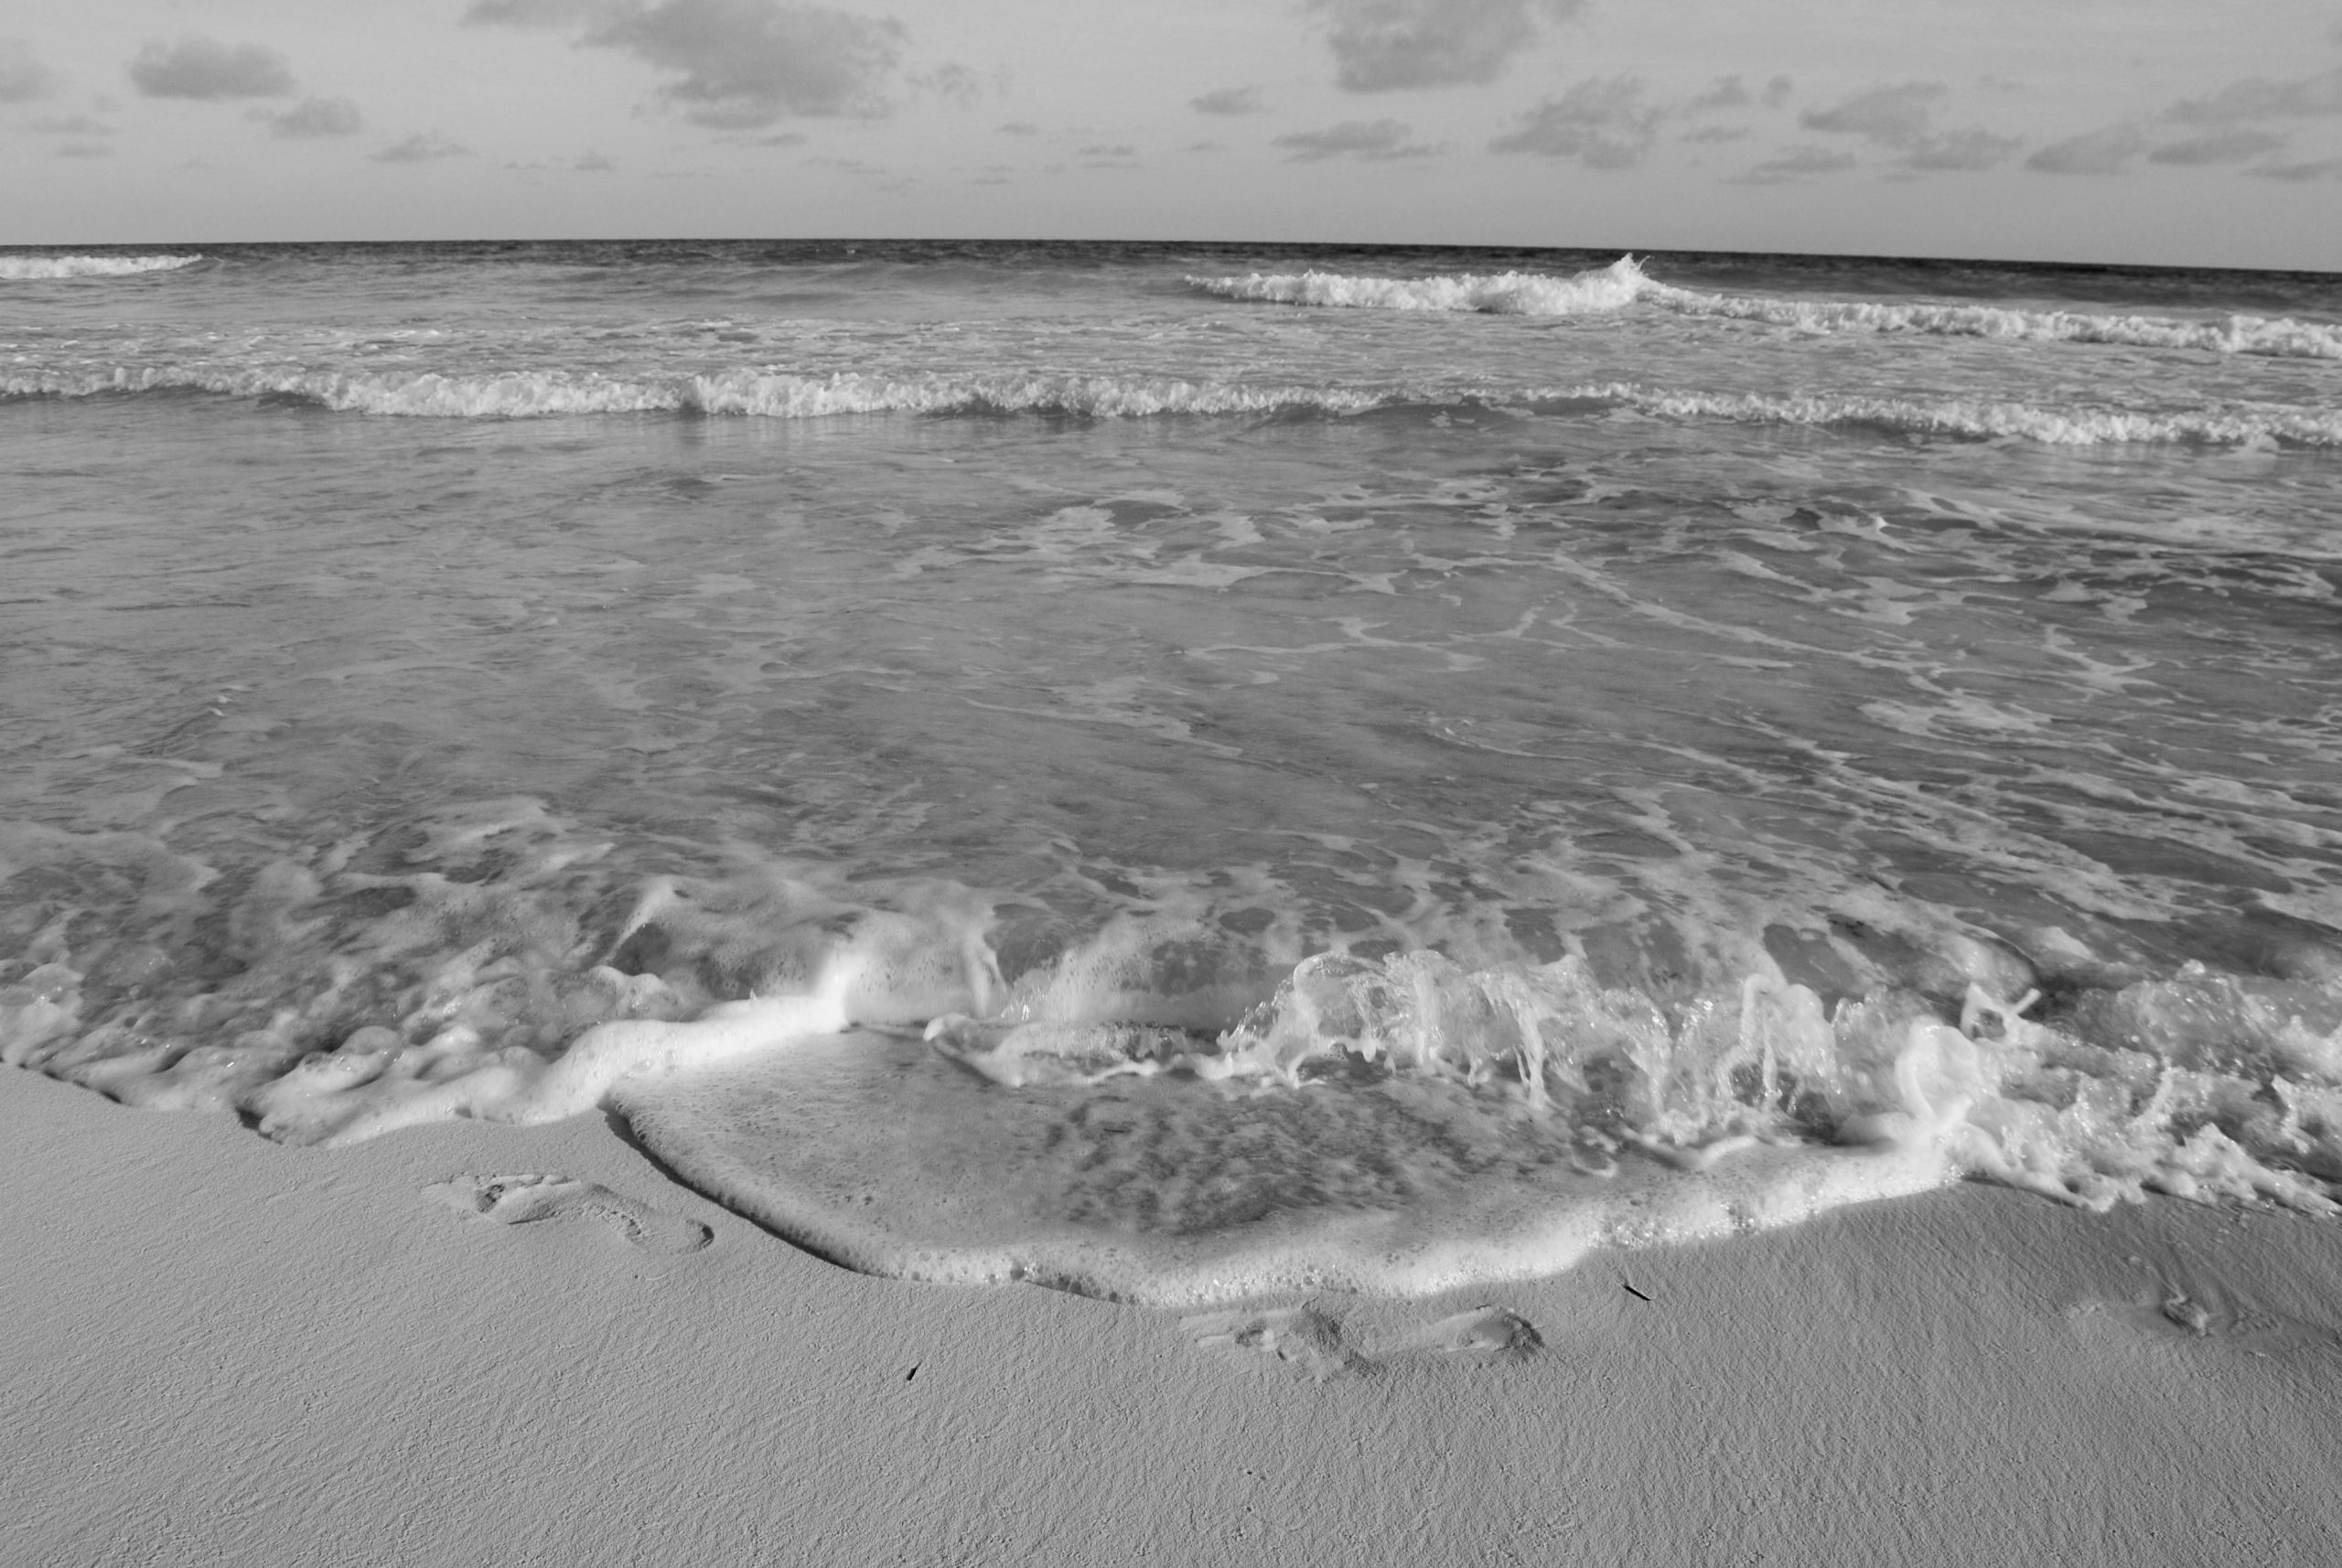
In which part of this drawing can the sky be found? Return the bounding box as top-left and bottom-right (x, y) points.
(4, 1), (2339, 269)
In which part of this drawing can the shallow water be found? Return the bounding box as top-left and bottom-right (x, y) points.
(4, 242), (2339, 1301)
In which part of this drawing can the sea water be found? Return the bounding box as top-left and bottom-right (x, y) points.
(4, 241), (2338, 1304)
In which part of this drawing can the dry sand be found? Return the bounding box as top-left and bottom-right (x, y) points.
(7, 1062), (2341, 1567)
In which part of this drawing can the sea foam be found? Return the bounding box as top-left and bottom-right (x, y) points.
(1184, 255), (1651, 317)
(0, 253), (204, 280)
(7, 811), (2340, 1305)
(6, 364), (2335, 446)
(1186, 256), (2342, 361)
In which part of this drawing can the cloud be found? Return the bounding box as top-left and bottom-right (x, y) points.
(995, 121), (1039, 134)
(1, 39), (55, 102)
(1686, 73), (1790, 118)
(575, 150), (616, 169)
(129, 37), (296, 100)
(1735, 145), (1857, 182)
(1902, 128), (2023, 170)
(1275, 117), (1443, 159)
(371, 131), (471, 162)
(1681, 125), (1746, 144)
(1488, 76), (1660, 167)
(1191, 85), (1263, 115)
(2025, 124), (2145, 175)
(1799, 81), (1943, 146)
(466, 0), (907, 126)
(58, 139), (113, 159)
(254, 96), (363, 138)
(28, 113), (113, 135)
(2149, 127), (2286, 165)
(1310, 0), (1581, 93)
(2251, 156), (2342, 179)
(2165, 67), (2342, 123)
(910, 62), (980, 107)
(1688, 75), (1749, 112)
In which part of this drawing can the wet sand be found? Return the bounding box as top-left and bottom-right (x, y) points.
(6, 1064), (2341, 1566)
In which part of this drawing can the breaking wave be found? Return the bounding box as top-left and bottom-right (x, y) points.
(6, 811), (2340, 1302)
(1187, 256), (2342, 361)
(0, 253), (204, 281)
(1186, 255), (1650, 317)
(7, 363), (2337, 446)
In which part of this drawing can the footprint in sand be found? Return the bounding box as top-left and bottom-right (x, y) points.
(426, 1174), (714, 1256)
(1185, 1303), (1542, 1379)
(1184, 1305), (1368, 1381)
(1400, 1305), (1545, 1360)
(2068, 1271), (2342, 1362)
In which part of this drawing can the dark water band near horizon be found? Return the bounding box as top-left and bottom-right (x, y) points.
(3, 239), (2338, 1303)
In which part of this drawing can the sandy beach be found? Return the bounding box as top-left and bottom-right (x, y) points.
(9, 1064), (2341, 1567)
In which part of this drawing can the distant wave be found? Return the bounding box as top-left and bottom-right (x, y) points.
(1187, 256), (2342, 361)
(0, 366), (1391, 420)
(7, 364), (2337, 446)
(0, 253), (204, 281)
(1186, 255), (1649, 317)
(1638, 280), (2342, 360)
(1573, 384), (2342, 446)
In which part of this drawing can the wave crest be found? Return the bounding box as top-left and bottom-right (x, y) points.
(0, 253), (204, 281)
(7, 365), (2336, 446)
(1188, 256), (2342, 361)
(1186, 255), (1649, 316)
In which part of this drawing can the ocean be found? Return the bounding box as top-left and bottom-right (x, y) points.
(3, 240), (2338, 1305)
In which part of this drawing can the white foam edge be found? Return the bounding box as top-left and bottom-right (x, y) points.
(611, 1059), (1961, 1306)
(249, 972), (859, 1148)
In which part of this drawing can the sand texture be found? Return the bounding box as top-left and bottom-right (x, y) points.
(6, 1066), (2342, 1567)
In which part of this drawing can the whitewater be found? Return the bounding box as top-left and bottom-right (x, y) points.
(3, 240), (2339, 1303)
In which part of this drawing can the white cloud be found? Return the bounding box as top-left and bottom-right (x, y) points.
(256, 96), (363, 138)
(1275, 117), (1443, 159)
(1901, 128), (2023, 170)
(2165, 68), (2342, 123)
(1799, 81), (1943, 146)
(466, 0), (906, 127)
(2149, 127), (2286, 165)
(371, 131), (471, 162)
(1191, 86), (1264, 115)
(1310, 0), (1581, 93)
(2025, 124), (2145, 175)
(910, 63), (981, 107)
(1801, 81), (2021, 170)
(1687, 75), (1749, 113)
(128, 37), (296, 100)
(1, 39), (55, 102)
(1488, 76), (1659, 167)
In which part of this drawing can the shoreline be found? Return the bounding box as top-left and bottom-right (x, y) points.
(8, 1064), (2341, 1565)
